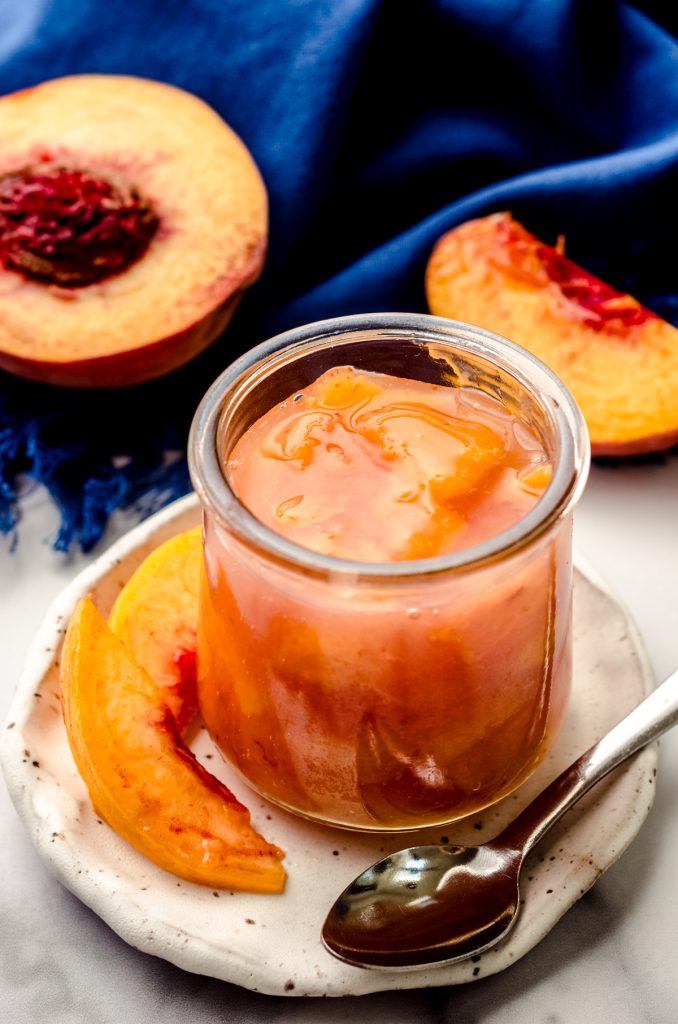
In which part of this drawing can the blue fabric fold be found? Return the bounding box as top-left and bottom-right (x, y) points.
(1, 0), (677, 550)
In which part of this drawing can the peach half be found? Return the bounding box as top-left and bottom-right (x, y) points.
(108, 526), (201, 734)
(61, 596), (286, 893)
(426, 211), (678, 455)
(0, 75), (267, 387)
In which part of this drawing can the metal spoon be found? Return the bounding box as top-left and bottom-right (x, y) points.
(322, 667), (678, 971)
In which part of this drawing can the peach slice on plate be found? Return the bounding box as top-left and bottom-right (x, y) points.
(0, 75), (267, 386)
(108, 526), (201, 734)
(426, 211), (678, 455)
(61, 596), (286, 893)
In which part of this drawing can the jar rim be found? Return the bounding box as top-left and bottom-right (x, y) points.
(188, 313), (590, 580)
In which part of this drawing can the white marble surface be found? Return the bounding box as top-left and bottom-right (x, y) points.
(2, 458), (678, 1024)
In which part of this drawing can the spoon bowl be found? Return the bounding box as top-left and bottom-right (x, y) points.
(323, 844), (521, 970)
(323, 667), (678, 971)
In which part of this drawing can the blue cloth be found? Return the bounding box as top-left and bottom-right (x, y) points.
(1, 0), (677, 550)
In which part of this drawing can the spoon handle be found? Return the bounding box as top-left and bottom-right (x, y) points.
(498, 667), (678, 858)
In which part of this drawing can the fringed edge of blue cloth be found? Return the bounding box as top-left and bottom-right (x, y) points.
(0, 385), (192, 553)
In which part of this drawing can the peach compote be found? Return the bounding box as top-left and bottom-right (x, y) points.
(196, 362), (574, 830)
(226, 367), (552, 562)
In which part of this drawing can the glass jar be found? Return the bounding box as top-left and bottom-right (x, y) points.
(189, 314), (589, 831)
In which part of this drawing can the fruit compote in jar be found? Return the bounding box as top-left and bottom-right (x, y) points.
(189, 315), (589, 831)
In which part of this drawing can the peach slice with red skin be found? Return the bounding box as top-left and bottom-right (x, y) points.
(108, 526), (201, 734)
(0, 75), (267, 387)
(61, 596), (286, 893)
(426, 211), (678, 455)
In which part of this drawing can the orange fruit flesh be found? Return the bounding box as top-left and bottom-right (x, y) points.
(227, 366), (552, 562)
(0, 75), (267, 385)
(61, 596), (286, 892)
(108, 526), (202, 734)
(425, 211), (678, 454)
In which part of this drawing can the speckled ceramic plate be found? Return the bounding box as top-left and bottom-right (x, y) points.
(0, 494), (657, 997)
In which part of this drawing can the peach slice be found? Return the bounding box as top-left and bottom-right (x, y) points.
(61, 596), (286, 893)
(108, 526), (201, 734)
(426, 211), (678, 455)
(0, 75), (267, 387)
